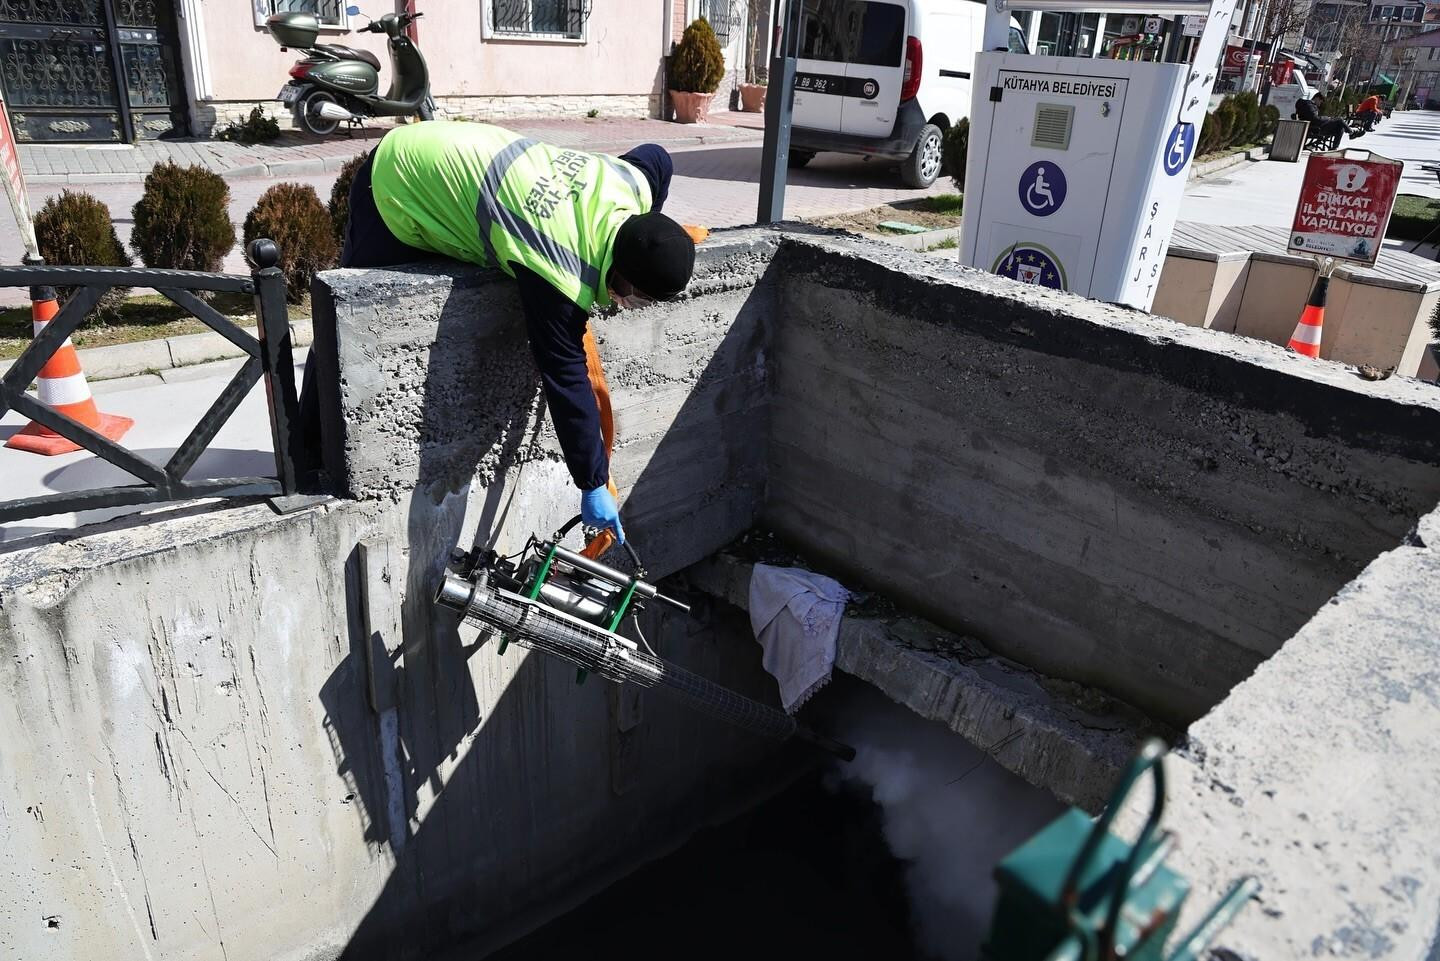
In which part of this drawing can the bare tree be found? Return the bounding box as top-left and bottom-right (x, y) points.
(1255, 0), (1311, 50)
(1332, 13), (1383, 89)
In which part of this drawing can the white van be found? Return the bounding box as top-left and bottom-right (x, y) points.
(787, 0), (1026, 187)
(1266, 68), (1317, 121)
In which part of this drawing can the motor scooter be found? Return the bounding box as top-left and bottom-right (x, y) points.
(268, 6), (433, 136)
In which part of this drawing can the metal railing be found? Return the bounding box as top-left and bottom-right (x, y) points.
(0, 239), (308, 525)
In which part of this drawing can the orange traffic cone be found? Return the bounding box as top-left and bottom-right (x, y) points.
(1287, 276), (1328, 359)
(6, 291), (133, 455)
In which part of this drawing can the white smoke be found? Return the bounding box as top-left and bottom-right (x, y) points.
(827, 686), (1065, 961)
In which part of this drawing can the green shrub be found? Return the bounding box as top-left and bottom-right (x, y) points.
(942, 117), (969, 190)
(670, 18), (726, 93)
(1198, 105), (1226, 155)
(1213, 99), (1239, 151)
(1230, 91), (1261, 144)
(329, 151), (369, 249)
(243, 182), (337, 303)
(1259, 104), (1281, 141)
(215, 106), (281, 144)
(130, 161), (235, 273)
(34, 190), (132, 314)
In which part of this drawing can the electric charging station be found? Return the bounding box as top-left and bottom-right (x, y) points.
(961, 0), (1238, 310)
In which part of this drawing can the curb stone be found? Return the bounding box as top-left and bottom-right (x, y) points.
(1191, 145), (1271, 180)
(864, 224), (964, 252)
(0, 318), (313, 384)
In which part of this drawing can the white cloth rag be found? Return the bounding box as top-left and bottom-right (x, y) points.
(748, 563), (850, 714)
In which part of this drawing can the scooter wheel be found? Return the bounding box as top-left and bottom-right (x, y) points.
(300, 90), (341, 137)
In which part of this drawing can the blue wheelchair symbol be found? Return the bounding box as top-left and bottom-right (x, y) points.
(1162, 123), (1195, 176)
(1018, 161), (1066, 217)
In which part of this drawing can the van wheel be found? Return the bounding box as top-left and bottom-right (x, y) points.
(788, 150), (815, 168)
(901, 124), (943, 188)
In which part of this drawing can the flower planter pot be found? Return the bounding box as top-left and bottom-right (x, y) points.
(670, 90), (715, 124)
(738, 82), (766, 113)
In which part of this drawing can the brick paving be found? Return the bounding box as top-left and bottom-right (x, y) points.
(19, 115), (767, 184)
(4, 111), (950, 303)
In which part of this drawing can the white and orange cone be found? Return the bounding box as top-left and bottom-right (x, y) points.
(6, 290), (133, 455)
(1287, 276), (1328, 359)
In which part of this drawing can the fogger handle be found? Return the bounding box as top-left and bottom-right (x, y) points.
(545, 537), (692, 615)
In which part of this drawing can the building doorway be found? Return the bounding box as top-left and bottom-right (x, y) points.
(0, 0), (188, 143)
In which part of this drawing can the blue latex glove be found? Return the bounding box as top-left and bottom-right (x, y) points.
(580, 485), (625, 544)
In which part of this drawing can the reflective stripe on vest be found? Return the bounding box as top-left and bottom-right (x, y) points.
(370, 122), (651, 312)
(476, 138), (604, 298)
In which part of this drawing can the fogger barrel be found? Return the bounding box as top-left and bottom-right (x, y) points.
(435, 573), (855, 761)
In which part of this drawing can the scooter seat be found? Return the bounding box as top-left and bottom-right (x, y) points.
(314, 44), (381, 70)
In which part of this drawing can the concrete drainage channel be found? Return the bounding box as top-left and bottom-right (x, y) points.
(3, 227), (1440, 960)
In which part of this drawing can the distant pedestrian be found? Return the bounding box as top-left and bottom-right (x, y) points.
(1298, 94), (1345, 151)
(1356, 94), (1383, 131)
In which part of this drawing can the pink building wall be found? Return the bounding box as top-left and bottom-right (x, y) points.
(183, 0), (669, 128)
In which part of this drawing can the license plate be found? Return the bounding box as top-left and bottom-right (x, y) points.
(277, 85), (301, 104)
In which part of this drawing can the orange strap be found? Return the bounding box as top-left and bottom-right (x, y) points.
(577, 222), (708, 559)
(580, 325), (619, 561)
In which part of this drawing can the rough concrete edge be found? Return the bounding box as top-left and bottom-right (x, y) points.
(0, 499), (339, 592)
(774, 230), (1440, 450)
(316, 226), (784, 306)
(684, 552), (1164, 811)
(1112, 504), (1440, 961)
(0, 318), (313, 384)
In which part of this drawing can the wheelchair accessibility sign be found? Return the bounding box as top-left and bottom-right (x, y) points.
(1019, 161), (1066, 217)
(1162, 123), (1195, 176)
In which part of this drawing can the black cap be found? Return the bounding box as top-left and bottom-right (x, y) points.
(611, 212), (695, 299)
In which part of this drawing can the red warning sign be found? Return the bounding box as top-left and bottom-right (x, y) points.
(1288, 151), (1402, 266)
(0, 95), (36, 258)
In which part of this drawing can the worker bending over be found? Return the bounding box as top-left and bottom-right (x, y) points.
(319, 121), (696, 544)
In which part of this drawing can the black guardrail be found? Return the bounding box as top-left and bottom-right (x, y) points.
(0, 240), (309, 525)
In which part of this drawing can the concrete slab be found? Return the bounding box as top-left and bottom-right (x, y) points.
(157, 356), (247, 384)
(687, 551), (1167, 811)
(90, 373), (165, 394)
(0, 361), (306, 544)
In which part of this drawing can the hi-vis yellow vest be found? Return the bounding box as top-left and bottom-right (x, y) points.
(370, 121), (652, 312)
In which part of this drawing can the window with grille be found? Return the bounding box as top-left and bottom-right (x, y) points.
(698, 0), (744, 47)
(253, 0), (349, 29)
(486, 0), (591, 39)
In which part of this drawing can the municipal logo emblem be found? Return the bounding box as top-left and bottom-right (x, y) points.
(992, 244), (1067, 290)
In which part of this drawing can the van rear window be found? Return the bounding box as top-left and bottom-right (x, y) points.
(799, 0), (906, 68)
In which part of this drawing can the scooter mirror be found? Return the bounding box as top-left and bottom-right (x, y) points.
(345, 5), (361, 15)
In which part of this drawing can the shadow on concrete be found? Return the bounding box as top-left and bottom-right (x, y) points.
(315, 253), (808, 958)
(0, 446), (278, 546)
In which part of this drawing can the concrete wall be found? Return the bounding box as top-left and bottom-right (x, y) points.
(763, 236), (1440, 727)
(6, 228), (1440, 961)
(1117, 502), (1440, 961)
(0, 234), (786, 961)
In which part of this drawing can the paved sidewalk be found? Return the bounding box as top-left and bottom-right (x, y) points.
(20, 114), (765, 184)
(1182, 109), (1440, 228)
